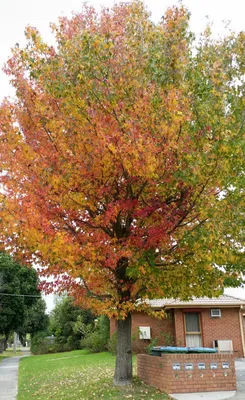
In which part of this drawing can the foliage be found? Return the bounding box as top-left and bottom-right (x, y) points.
(0, 252), (43, 338)
(80, 315), (110, 353)
(49, 296), (95, 351)
(30, 332), (53, 355)
(31, 332), (73, 355)
(0, 1), (245, 317)
(161, 332), (175, 347)
(1, 0), (245, 384)
(107, 332), (118, 355)
(97, 315), (110, 342)
(81, 330), (108, 353)
(146, 337), (158, 355)
(18, 350), (169, 399)
(18, 298), (49, 344)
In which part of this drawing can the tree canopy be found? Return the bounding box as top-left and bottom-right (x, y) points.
(0, 1), (245, 384)
(18, 297), (49, 344)
(0, 252), (44, 338)
(49, 296), (94, 350)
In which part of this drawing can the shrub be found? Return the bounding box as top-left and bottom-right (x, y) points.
(146, 337), (158, 354)
(31, 332), (53, 355)
(107, 332), (117, 355)
(80, 331), (108, 353)
(80, 315), (110, 353)
(161, 332), (175, 346)
(97, 315), (110, 341)
(67, 335), (80, 351)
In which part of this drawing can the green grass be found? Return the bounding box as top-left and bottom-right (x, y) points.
(18, 350), (169, 400)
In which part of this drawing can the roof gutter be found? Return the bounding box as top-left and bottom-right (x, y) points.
(162, 304), (244, 310)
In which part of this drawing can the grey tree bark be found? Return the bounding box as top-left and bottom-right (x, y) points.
(113, 314), (132, 386)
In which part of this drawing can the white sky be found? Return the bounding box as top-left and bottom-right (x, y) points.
(0, 0), (245, 310)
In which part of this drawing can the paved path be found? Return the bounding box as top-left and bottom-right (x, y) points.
(228, 358), (245, 400)
(0, 356), (21, 400)
(0, 350), (31, 400)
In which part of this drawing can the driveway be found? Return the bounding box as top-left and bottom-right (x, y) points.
(231, 358), (245, 399)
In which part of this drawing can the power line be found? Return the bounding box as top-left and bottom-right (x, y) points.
(0, 292), (42, 298)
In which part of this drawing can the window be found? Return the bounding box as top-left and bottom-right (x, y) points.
(185, 312), (202, 347)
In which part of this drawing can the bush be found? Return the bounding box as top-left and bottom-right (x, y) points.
(80, 315), (110, 353)
(31, 332), (54, 355)
(67, 335), (80, 351)
(80, 331), (108, 353)
(146, 337), (158, 354)
(98, 315), (110, 341)
(107, 332), (117, 355)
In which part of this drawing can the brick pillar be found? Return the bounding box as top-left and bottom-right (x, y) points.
(174, 309), (185, 347)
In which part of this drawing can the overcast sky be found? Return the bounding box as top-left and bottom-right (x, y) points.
(1, 0), (244, 310)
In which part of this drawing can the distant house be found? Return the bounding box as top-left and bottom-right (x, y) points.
(110, 295), (245, 357)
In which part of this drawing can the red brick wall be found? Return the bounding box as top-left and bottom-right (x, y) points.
(110, 311), (175, 353)
(132, 311), (175, 352)
(201, 308), (243, 356)
(174, 309), (185, 346)
(110, 318), (117, 338)
(110, 307), (244, 356)
(137, 353), (236, 394)
(173, 307), (244, 357)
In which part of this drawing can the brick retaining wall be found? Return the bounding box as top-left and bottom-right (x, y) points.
(137, 353), (236, 394)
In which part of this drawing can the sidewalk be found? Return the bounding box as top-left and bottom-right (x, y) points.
(0, 350), (31, 400)
(0, 356), (21, 400)
(171, 391), (235, 399)
(231, 358), (245, 400)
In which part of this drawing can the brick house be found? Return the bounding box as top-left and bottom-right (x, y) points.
(110, 295), (245, 357)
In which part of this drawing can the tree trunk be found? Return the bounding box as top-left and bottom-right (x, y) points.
(0, 339), (4, 354)
(113, 314), (132, 386)
(3, 337), (8, 350)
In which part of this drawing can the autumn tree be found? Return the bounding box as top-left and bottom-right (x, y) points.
(0, 1), (245, 385)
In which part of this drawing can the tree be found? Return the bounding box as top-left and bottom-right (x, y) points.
(0, 1), (245, 385)
(49, 296), (94, 350)
(0, 252), (43, 340)
(18, 297), (49, 345)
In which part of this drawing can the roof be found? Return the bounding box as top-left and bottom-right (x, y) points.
(146, 295), (245, 309)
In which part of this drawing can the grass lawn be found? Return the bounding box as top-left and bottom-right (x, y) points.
(18, 350), (170, 400)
